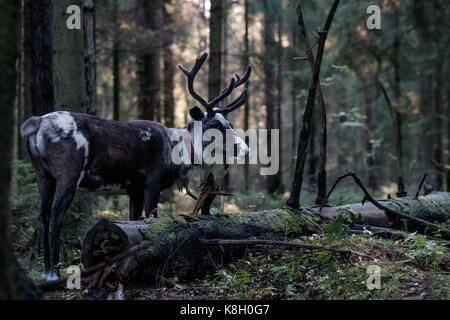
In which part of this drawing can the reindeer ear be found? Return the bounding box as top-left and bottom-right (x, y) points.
(189, 106), (205, 121)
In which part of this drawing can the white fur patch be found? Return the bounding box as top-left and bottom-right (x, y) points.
(140, 129), (152, 142)
(37, 112), (89, 186)
(214, 113), (229, 126)
(42, 270), (59, 282)
(233, 133), (249, 158)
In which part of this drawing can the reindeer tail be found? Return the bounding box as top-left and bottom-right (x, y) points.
(20, 116), (42, 137)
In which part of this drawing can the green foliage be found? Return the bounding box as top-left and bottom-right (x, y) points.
(205, 233), (449, 300)
(10, 159), (40, 211)
(401, 233), (445, 270)
(9, 160), (96, 269)
(234, 192), (286, 211)
(323, 216), (348, 245)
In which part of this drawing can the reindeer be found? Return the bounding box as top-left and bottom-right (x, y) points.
(20, 53), (251, 281)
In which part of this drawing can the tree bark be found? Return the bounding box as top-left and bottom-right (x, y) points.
(163, 0), (175, 128)
(112, 0), (120, 121)
(137, 0), (162, 121)
(263, 0), (282, 194)
(82, 209), (319, 281)
(0, 0), (41, 300)
(293, 5), (328, 204)
(287, 0), (340, 209)
(221, 0), (230, 190)
(243, 0), (250, 191)
(83, 0), (96, 115)
(208, 0), (222, 103)
(82, 192), (450, 283)
(361, 76), (377, 190)
(24, 0), (54, 116)
(52, 0), (86, 112)
(433, 63), (443, 190)
(17, 0), (33, 160)
(276, 10), (284, 192)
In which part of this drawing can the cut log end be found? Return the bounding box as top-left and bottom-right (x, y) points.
(82, 219), (146, 268)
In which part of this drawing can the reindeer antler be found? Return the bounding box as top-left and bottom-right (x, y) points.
(216, 65), (251, 116)
(178, 53), (251, 116)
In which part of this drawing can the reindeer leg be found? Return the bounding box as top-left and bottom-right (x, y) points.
(129, 191), (144, 221)
(144, 184), (161, 218)
(47, 182), (78, 281)
(36, 174), (56, 279)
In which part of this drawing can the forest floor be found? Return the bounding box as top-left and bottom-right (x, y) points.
(9, 160), (449, 300)
(12, 201), (450, 300)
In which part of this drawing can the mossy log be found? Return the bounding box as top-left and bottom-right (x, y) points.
(320, 192), (450, 232)
(82, 209), (320, 282)
(82, 192), (450, 283)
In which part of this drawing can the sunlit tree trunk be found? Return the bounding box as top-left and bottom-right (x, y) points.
(264, 0), (281, 194)
(208, 0), (222, 102)
(163, 0), (175, 128)
(137, 0), (162, 121)
(276, 10), (284, 192)
(52, 0), (86, 112)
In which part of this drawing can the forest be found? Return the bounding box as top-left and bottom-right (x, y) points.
(0, 0), (449, 302)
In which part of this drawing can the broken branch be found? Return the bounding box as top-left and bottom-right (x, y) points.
(319, 171), (450, 239)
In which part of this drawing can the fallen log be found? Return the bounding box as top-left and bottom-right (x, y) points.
(81, 192), (450, 284)
(82, 209), (320, 282)
(320, 192), (450, 233)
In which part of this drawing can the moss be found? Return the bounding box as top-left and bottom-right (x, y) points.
(204, 233), (449, 300)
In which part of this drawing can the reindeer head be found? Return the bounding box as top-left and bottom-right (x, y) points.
(179, 53), (251, 162)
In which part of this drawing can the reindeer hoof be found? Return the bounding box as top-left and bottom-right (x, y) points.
(42, 270), (59, 282)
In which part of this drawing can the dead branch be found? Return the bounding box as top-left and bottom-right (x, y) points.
(319, 171), (450, 239)
(287, 0), (340, 209)
(200, 239), (374, 260)
(192, 169), (233, 215)
(430, 158), (449, 173)
(380, 80), (407, 197)
(296, 5), (328, 205)
(415, 172), (428, 198)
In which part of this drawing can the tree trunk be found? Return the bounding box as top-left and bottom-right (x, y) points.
(112, 0), (120, 121)
(308, 111), (317, 184)
(208, 0), (222, 103)
(163, 0), (175, 128)
(52, 0), (86, 112)
(83, 209), (319, 281)
(361, 76), (377, 189)
(24, 0), (54, 116)
(287, 1), (340, 209)
(83, 0), (96, 115)
(391, 0), (406, 197)
(447, 71), (450, 191)
(137, 0), (162, 121)
(264, 0), (281, 194)
(243, 0), (250, 191)
(82, 192), (450, 283)
(221, 0), (230, 190)
(0, 0), (41, 300)
(276, 11), (284, 192)
(18, 0), (33, 160)
(290, 27), (297, 160)
(433, 63), (443, 190)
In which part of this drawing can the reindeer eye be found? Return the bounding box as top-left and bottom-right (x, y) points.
(211, 121), (222, 129)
